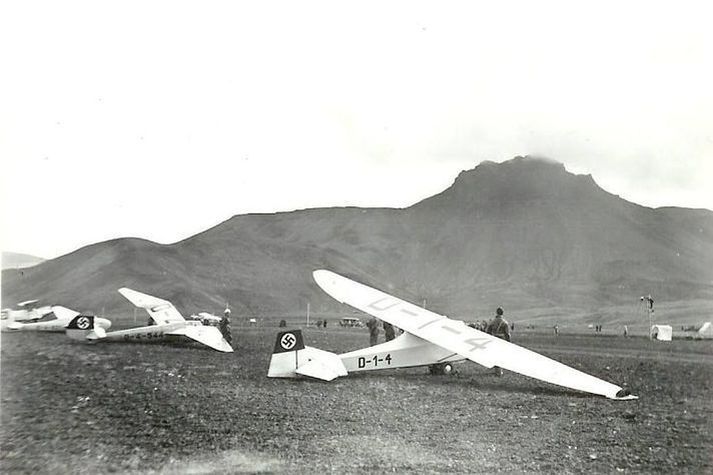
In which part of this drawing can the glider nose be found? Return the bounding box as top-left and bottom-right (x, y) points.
(96, 317), (112, 330)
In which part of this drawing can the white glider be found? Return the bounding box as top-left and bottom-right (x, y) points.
(190, 312), (223, 325)
(268, 270), (637, 400)
(1, 299), (54, 323)
(66, 288), (233, 352)
(3, 305), (112, 332)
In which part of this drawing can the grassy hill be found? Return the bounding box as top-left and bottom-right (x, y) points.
(3, 157), (712, 326)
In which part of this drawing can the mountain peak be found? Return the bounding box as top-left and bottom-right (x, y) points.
(414, 156), (600, 210)
(454, 155), (567, 184)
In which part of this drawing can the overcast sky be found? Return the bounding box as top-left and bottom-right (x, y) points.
(1, 1), (711, 259)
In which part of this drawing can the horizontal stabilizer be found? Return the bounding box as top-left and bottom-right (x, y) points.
(296, 360), (343, 381)
(295, 349), (348, 381)
(52, 305), (80, 322)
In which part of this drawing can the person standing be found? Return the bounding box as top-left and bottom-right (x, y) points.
(486, 307), (511, 376)
(219, 307), (233, 348)
(383, 321), (395, 342)
(366, 317), (380, 346)
(486, 307), (511, 342)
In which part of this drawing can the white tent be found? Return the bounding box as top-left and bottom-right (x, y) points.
(651, 325), (673, 341)
(698, 322), (713, 339)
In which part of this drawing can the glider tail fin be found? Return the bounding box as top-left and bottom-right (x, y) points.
(66, 315), (106, 341)
(268, 330), (307, 378)
(267, 329), (347, 381)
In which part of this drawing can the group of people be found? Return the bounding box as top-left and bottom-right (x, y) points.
(365, 306), (513, 376)
(366, 317), (397, 346)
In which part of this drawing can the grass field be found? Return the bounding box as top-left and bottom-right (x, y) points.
(1, 326), (712, 473)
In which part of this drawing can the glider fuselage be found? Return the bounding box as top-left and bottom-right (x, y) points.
(339, 332), (463, 372)
(97, 321), (200, 342)
(5, 316), (112, 332)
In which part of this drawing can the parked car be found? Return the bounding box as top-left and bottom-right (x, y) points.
(339, 317), (363, 327)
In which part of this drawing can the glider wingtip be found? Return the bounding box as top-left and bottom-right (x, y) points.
(611, 388), (638, 401)
(612, 395), (639, 401)
(313, 269), (337, 286)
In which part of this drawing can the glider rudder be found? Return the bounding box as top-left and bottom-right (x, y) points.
(267, 330), (347, 381)
(66, 315), (106, 341)
(268, 330), (306, 378)
(66, 315), (95, 340)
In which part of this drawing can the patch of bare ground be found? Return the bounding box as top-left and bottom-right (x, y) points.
(1, 328), (711, 473)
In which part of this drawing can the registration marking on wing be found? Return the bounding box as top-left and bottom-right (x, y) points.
(463, 336), (493, 351)
(441, 325), (462, 335)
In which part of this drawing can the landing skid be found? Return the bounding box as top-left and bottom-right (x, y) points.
(428, 363), (455, 375)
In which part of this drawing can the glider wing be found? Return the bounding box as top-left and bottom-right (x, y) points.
(52, 305), (80, 323)
(313, 270), (636, 400)
(168, 325), (233, 352)
(118, 288), (185, 324)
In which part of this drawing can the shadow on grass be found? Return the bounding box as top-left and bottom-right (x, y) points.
(342, 368), (597, 399)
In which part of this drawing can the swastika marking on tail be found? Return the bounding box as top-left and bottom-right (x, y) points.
(280, 333), (297, 350)
(76, 317), (90, 330)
